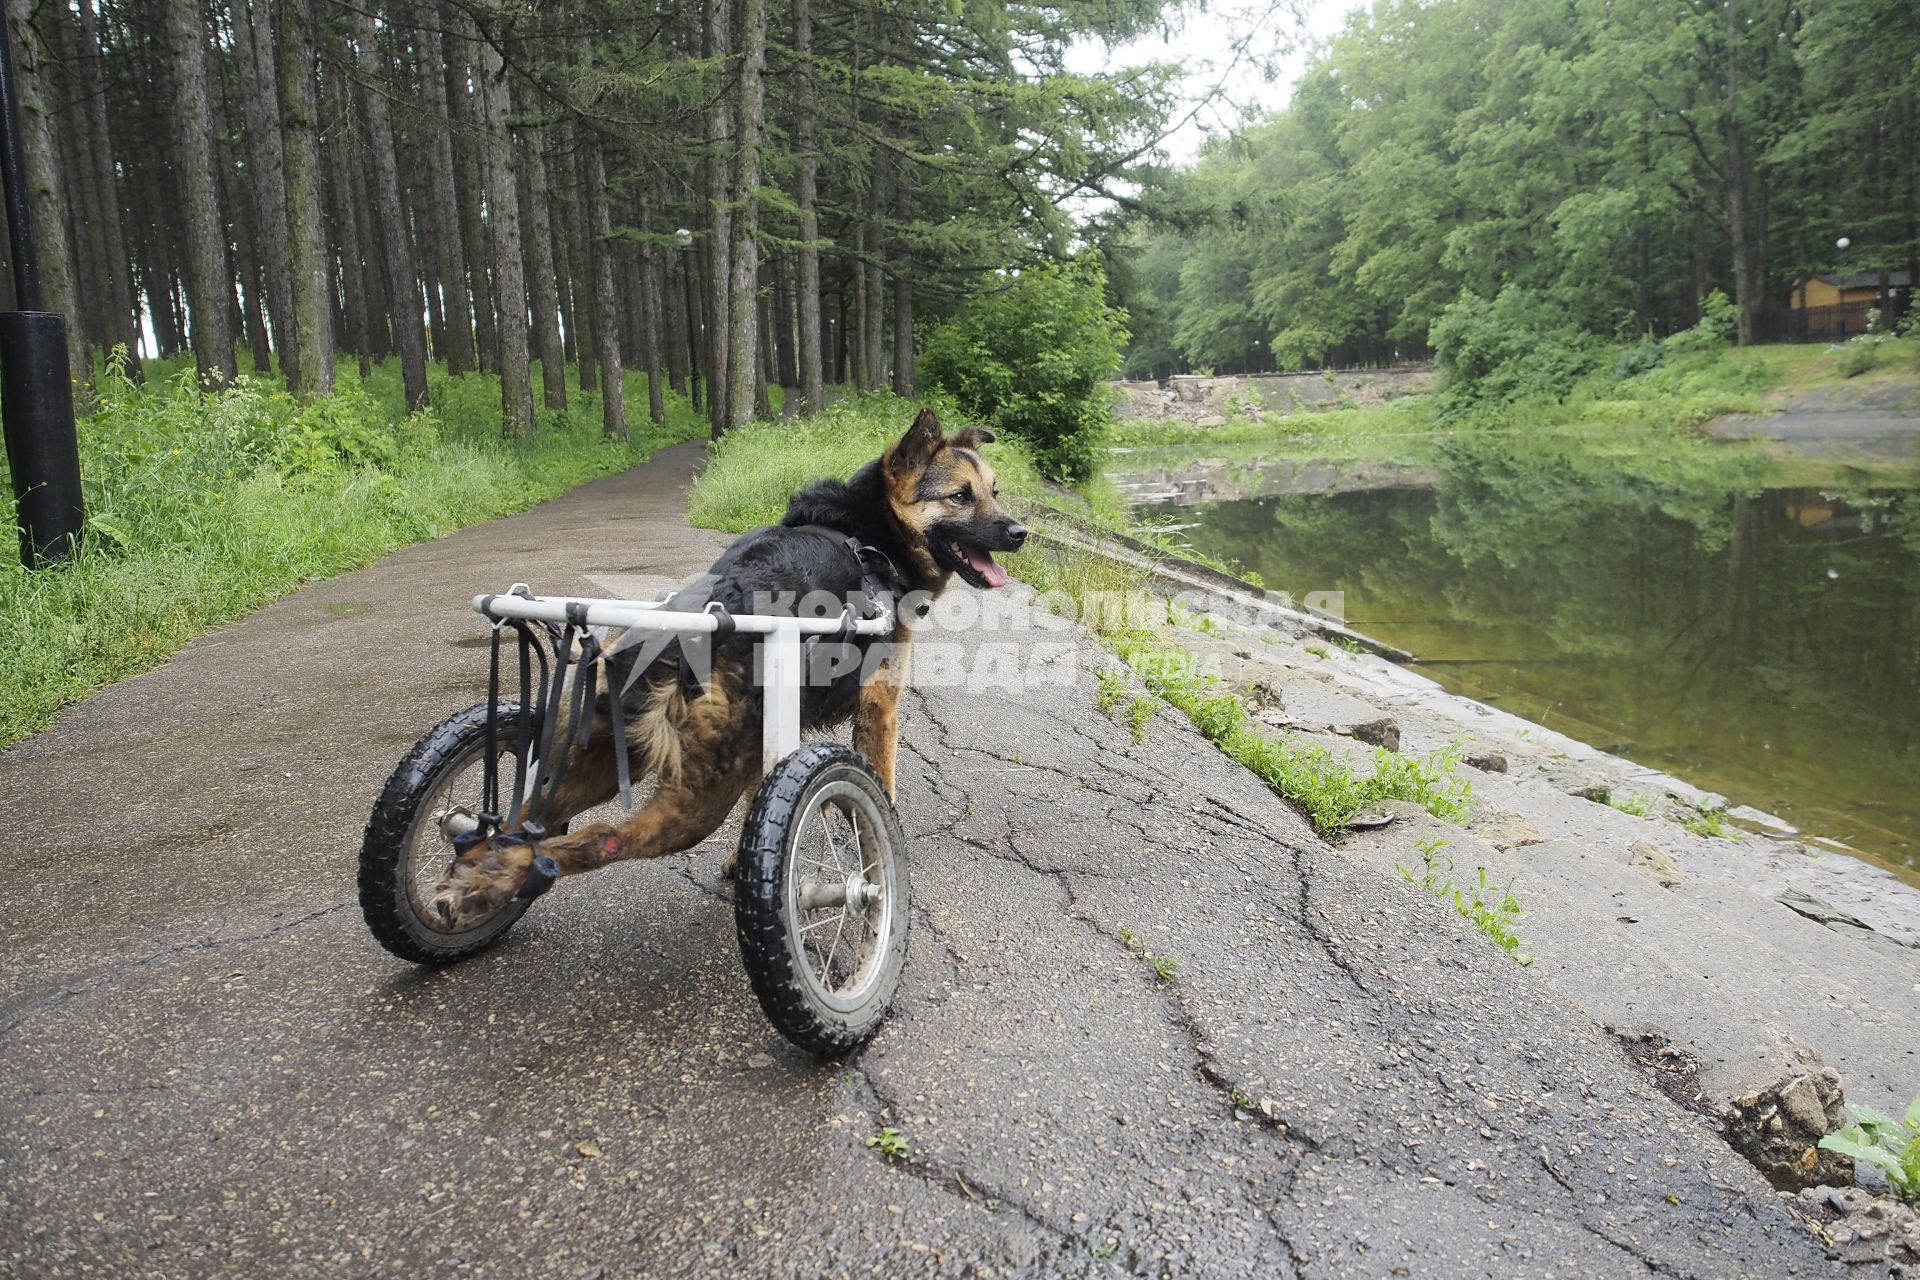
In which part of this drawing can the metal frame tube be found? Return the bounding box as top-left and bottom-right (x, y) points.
(475, 590), (893, 775)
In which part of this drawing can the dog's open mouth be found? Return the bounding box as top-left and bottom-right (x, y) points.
(947, 537), (1009, 589)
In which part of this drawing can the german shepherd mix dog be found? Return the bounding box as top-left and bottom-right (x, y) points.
(428, 407), (1027, 926)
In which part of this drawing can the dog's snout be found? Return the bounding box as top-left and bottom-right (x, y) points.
(1004, 522), (1028, 549)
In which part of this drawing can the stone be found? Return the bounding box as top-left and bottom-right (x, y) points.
(1724, 1064), (1853, 1191)
(1351, 718), (1401, 751)
(1474, 812), (1545, 851)
(1464, 753), (1508, 773)
(1628, 841), (1685, 888)
(1777, 889), (1870, 931)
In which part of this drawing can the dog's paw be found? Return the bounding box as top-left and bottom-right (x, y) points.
(426, 841), (535, 929)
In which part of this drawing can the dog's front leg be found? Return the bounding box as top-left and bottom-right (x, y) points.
(852, 645), (907, 797)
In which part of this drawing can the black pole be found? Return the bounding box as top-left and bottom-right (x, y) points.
(0, 5), (81, 567)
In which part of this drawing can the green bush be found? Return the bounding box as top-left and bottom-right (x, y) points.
(1428, 286), (1603, 414)
(919, 257), (1128, 483)
(1663, 289), (1738, 356)
(1612, 341), (1664, 382)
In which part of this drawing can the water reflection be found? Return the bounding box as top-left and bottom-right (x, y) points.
(1143, 440), (1920, 879)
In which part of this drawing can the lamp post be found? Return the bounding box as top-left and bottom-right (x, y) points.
(1835, 236), (1850, 340)
(0, 7), (80, 568)
(675, 228), (699, 412)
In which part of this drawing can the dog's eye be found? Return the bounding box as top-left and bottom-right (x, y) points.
(949, 487), (972, 504)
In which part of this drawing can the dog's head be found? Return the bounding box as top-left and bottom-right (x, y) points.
(883, 407), (1028, 589)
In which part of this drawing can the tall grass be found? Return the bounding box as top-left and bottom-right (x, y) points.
(0, 354), (703, 747)
(686, 392), (1048, 533)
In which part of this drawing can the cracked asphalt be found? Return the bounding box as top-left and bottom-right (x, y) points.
(0, 442), (1838, 1277)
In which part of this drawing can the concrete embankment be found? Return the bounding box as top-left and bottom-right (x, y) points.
(1034, 512), (1920, 1258)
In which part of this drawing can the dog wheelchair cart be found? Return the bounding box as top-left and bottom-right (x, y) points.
(358, 584), (909, 1058)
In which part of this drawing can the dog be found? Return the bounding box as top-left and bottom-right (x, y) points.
(428, 406), (1028, 925)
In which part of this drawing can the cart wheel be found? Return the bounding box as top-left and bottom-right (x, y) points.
(734, 742), (910, 1058)
(360, 701), (542, 965)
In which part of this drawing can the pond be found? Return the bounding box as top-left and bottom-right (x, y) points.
(1128, 435), (1920, 883)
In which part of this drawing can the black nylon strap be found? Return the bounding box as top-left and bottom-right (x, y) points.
(607, 662), (634, 809)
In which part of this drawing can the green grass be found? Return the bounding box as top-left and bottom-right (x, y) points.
(686, 391), (1050, 534)
(0, 354), (703, 747)
(1683, 806), (1738, 839)
(1396, 837), (1531, 964)
(1607, 792), (1655, 818)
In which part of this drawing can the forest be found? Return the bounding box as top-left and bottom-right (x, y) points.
(1109, 0), (1920, 377)
(0, 0), (1180, 434)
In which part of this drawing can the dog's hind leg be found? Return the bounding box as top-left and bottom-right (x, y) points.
(427, 675), (757, 925)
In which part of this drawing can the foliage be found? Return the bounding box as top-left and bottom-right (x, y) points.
(1683, 807), (1737, 839)
(1103, 0), (1920, 379)
(1607, 792), (1655, 818)
(0, 358), (699, 747)
(1397, 837), (1531, 964)
(1662, 291), (1739, 357)
(1429, 288), (1604, 413)
(1118, 926), (1179, 982)
(685, 393), (1047, 534)
(865, 1127), (908, 1162)
(919, 258), (1129, 483)
(1819, 1095), (1920, 1201)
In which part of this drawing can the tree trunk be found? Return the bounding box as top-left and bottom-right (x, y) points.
(75, 0), (139, 376)
(220, 130), (272, 375)
(443, 16), (494, 372)
(352, 8), (429, 410)
(551, 194), (576, 366)
(703, 0), (732, 435)
(891, 180), (913, 396)
(638, 194), (667, 425)
(471, 27), (533, 435)
(565, 123), (595, 395)
(326, 67), (373, 381)
(580, 132), (626, 439)
(723, 0), (766, 431)
(231, 0), (293, 383)
(864, 160), (887, 390)
(8, 0), (92, 397)
(416, 13), (474, 376)
(512, 79), (566, 411)
(792, 0), (823, 412)
(278, 0), (334, 396)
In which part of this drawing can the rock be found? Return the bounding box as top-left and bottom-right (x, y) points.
(1351, 718), (1401, 751)
(1628, 840), (1685, 888)
(1777, 889), (1871, 931)
(1724, 1065), (1853, 1191)
(1474, 812), (1545, 851)
(1464, 753), (1508, 773)
(1798, 1184), (1920, 1273)
(1196, 414), (1227, 428)
(1572, 784), (1613, 803)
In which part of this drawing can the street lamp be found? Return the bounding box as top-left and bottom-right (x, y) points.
(1835, 236), (1851, 340)
(675, 228), (699, 410)
(0, 5), (80, 567)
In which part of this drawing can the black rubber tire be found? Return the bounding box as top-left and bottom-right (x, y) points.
(733, 742), (910, 1058)
(359, 701), (532, 965)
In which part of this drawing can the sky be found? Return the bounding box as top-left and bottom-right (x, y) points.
(1064, 0), (1360, 166)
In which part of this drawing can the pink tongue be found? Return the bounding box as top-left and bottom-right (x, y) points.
(962, 543), (1009, 588)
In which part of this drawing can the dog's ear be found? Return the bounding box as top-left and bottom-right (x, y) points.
(888, 407), (945, 474)
(949, 425), (996, 451)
